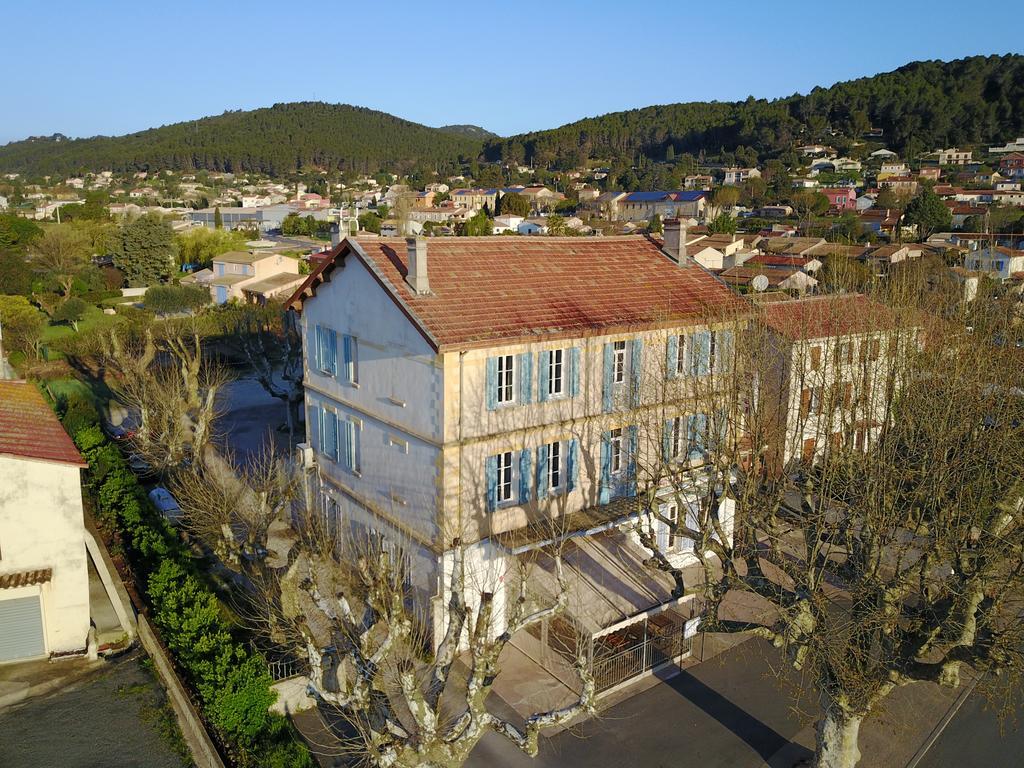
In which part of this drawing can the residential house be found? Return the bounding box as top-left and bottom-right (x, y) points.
(879, 176), (919, 195)
(209, 251), (304, 304)
(0, 381), (89, 662)
(878, 162), (910, 179)
(964, 246), (1024, 281)
(0, 195), (8, 211)
(858, 208), (904, 239)
(613, 191), (709, 223)
(241, 194), (273, 208)
(930, 148), (973, 166)
(492, 214), (525, 234)
(759, 295), (906, 467)
(755, 205), (793, 218)
(760, 237), (827, 257)
(723, 167), (761, 186)
(450, 187), (523, 213)
(684, 174), (714, 190)
(518, 186), (564, 211)
(286, 231), (747, 693)
(687, 234), (757, 272)
(869, 149), (898, 159)
(999, 152), (1024, 179)
(821, 187), (857, 212)
(918, 167), (942, 183)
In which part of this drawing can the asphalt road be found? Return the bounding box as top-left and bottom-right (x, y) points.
(0, 654), (189, 768)
(917, 689), (1024, 768)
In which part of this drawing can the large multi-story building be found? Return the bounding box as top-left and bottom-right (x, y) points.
(760, 295), (906, 467)
(287, 225), (747, 691)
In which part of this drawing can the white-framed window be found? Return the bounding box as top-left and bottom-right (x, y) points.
(316, 325), (336, 375)
(612, 340), (627, 384)
(808, 386), (821, 415)
(547, 349), (564, 397)
(497, 354), (515, 404)
(547, 440), (562, 491)
(610, 428), (623, 474)
(665, 502), (680, 550)
(675, 335), (687, 376)
(496, 450), (514, 504)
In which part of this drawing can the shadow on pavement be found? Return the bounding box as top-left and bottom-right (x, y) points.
(666, 669), (813, 764)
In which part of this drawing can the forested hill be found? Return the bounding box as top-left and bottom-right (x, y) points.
(0, 102), (483, 177)
(483, 54), (1024, 167)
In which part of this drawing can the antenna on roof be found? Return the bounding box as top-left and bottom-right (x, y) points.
(751, 274), (770, 292)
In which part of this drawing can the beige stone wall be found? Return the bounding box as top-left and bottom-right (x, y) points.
(0, 456), (89, 655)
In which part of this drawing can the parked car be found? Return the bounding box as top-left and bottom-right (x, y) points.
(128, 453), (157, 480)
(147, 487), (182, 524)
(102, 420), (136, 442)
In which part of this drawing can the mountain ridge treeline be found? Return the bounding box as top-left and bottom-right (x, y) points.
(484, 54), (1024, 168)
(3, 54), (1023, 179)
(0, 102), (483, 177)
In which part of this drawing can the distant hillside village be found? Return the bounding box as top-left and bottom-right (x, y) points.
(3, 131), (1024, 311)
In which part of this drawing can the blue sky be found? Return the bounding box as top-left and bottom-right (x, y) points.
(2, 0), (1021, 145)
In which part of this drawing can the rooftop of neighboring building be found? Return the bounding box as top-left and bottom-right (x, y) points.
(0, 381), (85, 467)
(213, 250), (276, 265)
(289, 236), (749, 351)
(761, 294), (898, 341)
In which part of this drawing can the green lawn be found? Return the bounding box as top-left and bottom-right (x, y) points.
(40, 304), (125, 360)
(41, 304), (124, 343)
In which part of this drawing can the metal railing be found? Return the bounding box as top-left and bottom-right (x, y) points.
(592, 622), (693, 693)
(266, 657), (306, 682)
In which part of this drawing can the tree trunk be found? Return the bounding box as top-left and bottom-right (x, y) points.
(813, 706), (863, 768)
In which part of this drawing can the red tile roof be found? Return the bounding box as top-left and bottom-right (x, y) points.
(289, 236), (749, 350)
(761, 294), (897, 340)
(0, 381), (86, 467)
(745, 254), (813, 268)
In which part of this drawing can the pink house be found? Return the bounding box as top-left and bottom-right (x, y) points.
(822, 186), (857, 212)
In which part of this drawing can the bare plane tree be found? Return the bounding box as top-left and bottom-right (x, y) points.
(630, 287), (1024, 768)
(169, 449), (595, 768)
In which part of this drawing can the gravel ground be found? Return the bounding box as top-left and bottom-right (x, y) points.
(0, 653), (191, 768)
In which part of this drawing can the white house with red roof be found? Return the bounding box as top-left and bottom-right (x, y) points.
(287, 224), (747, 692)
(0, 381), (90, 662)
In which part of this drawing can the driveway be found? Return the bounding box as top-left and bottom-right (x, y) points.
(216, 374), (300, 461)
(0, 653), (190, 768)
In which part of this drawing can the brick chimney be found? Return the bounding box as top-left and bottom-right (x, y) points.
(663, 218), (688, 266)
(405, 237), (431, 295)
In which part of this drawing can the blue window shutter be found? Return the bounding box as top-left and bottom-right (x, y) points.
(663, 419), (674, 462)
(314, 326), (323, 371)
(536, 444), (549, 500)
(626, 425), (638, 497)
(717, 330), (733, 372)
(630, 339), (643, 406)
(666, 335), (679, 380)
(602, 343), (614, 413)
(599, 432), (612, 505)
(324, 411), (338, 460)
(518, 449), (532, 504)
(538, 351), (550, 403)
(688, 413), (708, 462)
(485, 357), (498, 411)
(342, 419), (357, 471)
(569, 347), (581, 397)
(485, 456), (498, 512)
(567, 439), (579, 491)
(693, 331), (711, 377)
(328, 330), (338, 377)
(519, 352), (532, 404)
(309, 404), (321, 452)
(342, 335), (353, 383)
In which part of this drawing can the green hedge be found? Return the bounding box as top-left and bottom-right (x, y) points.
(60, 406), (311, 768)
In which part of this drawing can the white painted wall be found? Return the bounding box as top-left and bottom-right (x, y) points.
(0, 455), (89, 656)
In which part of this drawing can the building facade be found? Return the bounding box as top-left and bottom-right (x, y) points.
(288, 232), (746, 688)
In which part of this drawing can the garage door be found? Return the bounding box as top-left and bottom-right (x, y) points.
(0, 595), (45, 662)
